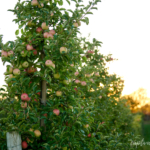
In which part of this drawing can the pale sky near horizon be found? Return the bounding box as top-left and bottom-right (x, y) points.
(0, 0), (150, 97)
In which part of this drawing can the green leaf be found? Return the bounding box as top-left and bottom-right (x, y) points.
(86, 12), (93, 15)
(21, 29), (24, 34)
(15, 30), (19, 35)
(67, 9), (74, 13)
(60, 8), (66, 11)
(58, 0), (63, 6)
(91, 7), (98, 10)
(66, 0), (70, 5)
(0, 88), (5, 92)
(81, 17), (89, 25)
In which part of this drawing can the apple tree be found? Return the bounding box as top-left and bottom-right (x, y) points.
(0, 0), (142, 149)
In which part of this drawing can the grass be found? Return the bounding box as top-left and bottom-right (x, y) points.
(141, 119), (150, 150)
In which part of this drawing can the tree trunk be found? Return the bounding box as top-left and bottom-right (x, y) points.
(7, 131), (22, 150)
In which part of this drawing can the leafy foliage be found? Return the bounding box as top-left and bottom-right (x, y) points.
(0, 0), (142, 149)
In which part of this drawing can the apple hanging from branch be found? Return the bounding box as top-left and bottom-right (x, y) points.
(22, 141), (28, 149)
(34, 130), (41, 138)
(41, 22), (49, 30)
(31, 0), (38, 6)
(53, 109), (60, 116)
(13, 68), (20, 75)
(8, 51), (14, 56)
(60, 47), (67, 54)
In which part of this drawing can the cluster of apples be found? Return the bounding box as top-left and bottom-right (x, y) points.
(31, 0), (45, 7)
(34, 22), (56, 39)
(5, 66), (20, 82)
(74, 72), (87, 86)
(1, 50), (14, 58)
(74, 79), (86, 86)
(20, 93), (31, 109)
(24, 66), (37, 74)
(22, 129), (41, 149)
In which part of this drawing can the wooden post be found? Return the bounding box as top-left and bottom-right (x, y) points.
(6, 131), (22, 150)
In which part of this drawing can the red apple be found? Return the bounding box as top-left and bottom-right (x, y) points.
(21, 102), (27, 109)
(36, 27), (43, 33)
(56, 91), (62, 96)
(73, 22), (78, 27)
(47, 33), (53, 39)
(81, 81), (86, 86)
(75, 80), (80, 84)
(43, 32), (49, 38)
(1, 51), (8, 57)
(88, 133), (91, 137)
(13, 68), (20, 75)
(43, 113), (47, 117)
(45, 60), (53, 67)
(34, 99), (38, 102)
(60, 47), (67, 54)
(41, 22), (49, 30)
(74, 72), (79, 76)
(74, 88), (78, 92)
(49, 30), (55, 35)
(27, 67), (35, 74)
(21, 93), (29, 101)
(87, 50), (94, 54)
(8, 51), (14, 56)
(34, 130), (41, 137)
(31, 0), (38, 6)
(53, 109), (60, 116)
(33, 49), (37, 55)
(37, 92), (40, 96)
(22, 141), (28, 149)
(26, 97), (31, 102)
(26, 44), (33, 51)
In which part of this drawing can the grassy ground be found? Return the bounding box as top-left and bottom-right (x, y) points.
(141, 120), (150, 150)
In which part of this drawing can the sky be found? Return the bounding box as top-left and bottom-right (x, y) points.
(0, 0), (150, 97)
